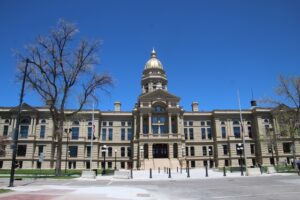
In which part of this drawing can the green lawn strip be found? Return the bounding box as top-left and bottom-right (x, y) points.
(0, 189), (12, 194)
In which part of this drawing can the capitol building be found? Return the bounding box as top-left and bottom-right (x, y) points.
(0, 49), (299, 170)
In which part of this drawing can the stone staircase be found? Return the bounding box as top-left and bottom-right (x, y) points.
(143, 158), (181, 170)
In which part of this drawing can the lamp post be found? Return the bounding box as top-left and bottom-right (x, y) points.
(9, 59), (29, 187)
(114, 149), (117, 170)
(64, 128), (72, 174)
(102, 145), (107, 175)
(140, 146), (144, 170)
(237, 143), (244, 176)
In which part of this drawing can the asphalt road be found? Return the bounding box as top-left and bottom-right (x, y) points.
(0, 175), (300, 199)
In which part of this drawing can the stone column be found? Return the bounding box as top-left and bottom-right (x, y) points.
(133, 116), (137, 139)
(140, 115), (143, 136)
(149, 143), (153, 159)
(168, 114), (172, 136)
(177, 114), (180, 137)
(148, 113), (152, 135)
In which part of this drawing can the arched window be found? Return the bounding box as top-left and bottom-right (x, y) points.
(221, 121), (225, 125)
(21, 118), (30, 124)
(173, 143), (178, 158)
(88, 122), (93, 126)
(233, 120), (240, 125)
(40, 119), (46, 124)
(4, 119), (10, 124)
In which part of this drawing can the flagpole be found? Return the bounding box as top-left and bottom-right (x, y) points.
(237, 89), (248, 174)
(91, 92), (95, 172)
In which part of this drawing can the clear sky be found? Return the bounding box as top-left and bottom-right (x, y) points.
(0, 0), (299, 111)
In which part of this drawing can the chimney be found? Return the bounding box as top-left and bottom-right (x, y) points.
(114, 101), (121, 112)
(191, 102), (199, 112)
(251, 100), (257, 107)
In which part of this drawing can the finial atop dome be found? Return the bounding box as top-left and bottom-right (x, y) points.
(151, 48), (157, 58)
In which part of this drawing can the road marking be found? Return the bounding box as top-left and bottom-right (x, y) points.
(212, 191), (300, 199)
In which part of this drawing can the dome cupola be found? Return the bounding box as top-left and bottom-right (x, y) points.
(141, 49), (168, 94)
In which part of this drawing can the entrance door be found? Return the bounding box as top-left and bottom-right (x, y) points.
(153, 144), (168, 158)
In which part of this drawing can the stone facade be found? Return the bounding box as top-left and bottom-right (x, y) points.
(0, 49), (299, 170)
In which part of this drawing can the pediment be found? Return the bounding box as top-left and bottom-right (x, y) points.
(139, 89), (180, 101)
(10, 103), (38, 112)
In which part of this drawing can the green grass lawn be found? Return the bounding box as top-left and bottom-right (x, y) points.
(0, 189), (12, 194)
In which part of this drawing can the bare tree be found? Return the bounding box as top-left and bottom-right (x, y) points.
(271, 75), (300, 169)
(16, 20), (112, 176)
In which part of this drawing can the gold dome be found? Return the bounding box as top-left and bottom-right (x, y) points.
(144, 49), (164, 70)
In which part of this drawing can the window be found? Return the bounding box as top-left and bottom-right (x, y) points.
(108, 128), (113, 140)
(127, 147), (131, 157)
(20, 126), (29, 138)
(38, 146), (44, 155)
(201, 128), (206, 139)
(189, 128), (194, 140)
(102, 121), (107, 126)
(184, 121), (187, 126)
(121, 162), (125, 169)
(221, 121), (225, 125)
(86, 146), (91, 157)
(3, 125), (8, 136)
(186, 147), (189, 156)
(152, 125), (158, 134)
(184, 128), (188, 139)
(200, 121), (205, 126)
(41, 119), (46, 124)
(202, 146), (207, 156)
(223, 145), (228, 155)
(173, 143), (178, 158)
(108, 147), (112, 157)
(102, 128), (107, 141)
(190, 146), (195, 156)
(248, 126), (252, 138)
(121, 121), (126, 126)
(121, 147), (125, 157)
(108, 162), (112, 169)
(69, 146), (78, 157)
(71, 127), (79, 140)
(17, 145), (27, 156)
(87, 127), (92, 140)
(250, 144), (255, 154)
(40, 125), (45, 138)
(233, 127), (241, 138)
(208, 146), (213, 155)
(128, 121), (132, 126)
(109, 121), (113, 126)
(283, 143), (292, 153)
(121, 128), (125, 140)
(207, 128), (212, 139)
(191, 160), (195, 168)
(206, 121), (211, 126)
(189, 121), (193, 126)
(221, 127), (226, 139)
(224, 159), (229, 166)
(127, 128), (132, 140)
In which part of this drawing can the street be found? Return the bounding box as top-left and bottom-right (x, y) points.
(0, 174), (300, 199)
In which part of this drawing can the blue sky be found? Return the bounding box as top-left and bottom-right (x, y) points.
(0, 0), (299, 111)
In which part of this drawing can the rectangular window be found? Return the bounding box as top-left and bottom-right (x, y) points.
(201, 121), (205, 126)
(190, 146), (195, 156)
(143, 125), (149, 134)
(201, 128), (206, 139)
(221, 127), (226, 139)
(121, 128), (125, 140)
(152, 125), (158, 134)
(202, 146), (207, 156)
(69, 146), (78, 157)
(38, 146), (44, 155)
(71, 127), (79, 140)
(20, 126), (29, 138)
(108, 162), (112, 169)
(3, 125), (8, 136)
(87, 127), (92, 140)
(207, 128), (212, 139)
(248, 126), (252, 138)
(127, 147), (131, 157)
(208, 146), (213, 155)
(189, 128), (194, 140)
(86, 146), (91, 157)
(233, 127), (241, 138)
(283, 143), (291, 153)
(102, 128), (107, 141)
(40, 125), (45, 138)
(121, 121), (126, 126)
(250, 144), (255, 154)
(223, 145), (228, 155)
(186, 147), (189, 156)
(160, 125), (167, 134)
(127, 128), (132, 140)
(17, 145), (27, 156)
(108, 128), (113, 140)
(109, 121), (113, 126)
(121, 147), (125, 157)
(189, 121), (193, 126)
(184, 128), (188, 139)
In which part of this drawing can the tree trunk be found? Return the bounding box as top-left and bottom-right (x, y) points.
(55, 120), (64, 176)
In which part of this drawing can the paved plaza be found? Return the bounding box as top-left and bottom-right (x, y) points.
(0, 169), (299, 200)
